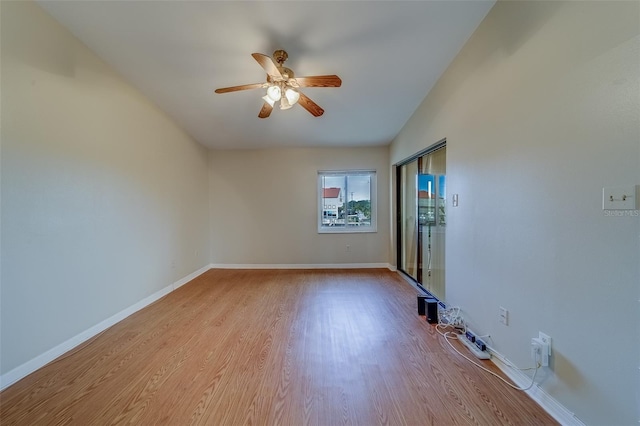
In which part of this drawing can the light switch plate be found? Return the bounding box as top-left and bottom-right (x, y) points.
(602, 186), (638, 210)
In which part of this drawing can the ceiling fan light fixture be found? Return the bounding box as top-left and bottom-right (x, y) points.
(285, 88), (300, 105)
(266, 85), (281, 102)
(262, 94), (275, 107)
(280, 96), (293, 110)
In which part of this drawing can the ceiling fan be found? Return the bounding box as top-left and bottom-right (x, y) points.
(214, 50), (342, 118)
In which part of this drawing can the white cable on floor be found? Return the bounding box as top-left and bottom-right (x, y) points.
(441, 329), (540, 391)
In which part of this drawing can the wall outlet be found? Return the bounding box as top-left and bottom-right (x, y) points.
(531, 338), (541, 363)
(499, 306), (508, 325)
(539, 332), (551, 355)
(531, 332), (551, 366)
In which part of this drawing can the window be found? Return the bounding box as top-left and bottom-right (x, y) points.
(318, 170), (377, 233)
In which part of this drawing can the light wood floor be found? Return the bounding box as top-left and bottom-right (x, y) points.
(1, 269), (558, 425)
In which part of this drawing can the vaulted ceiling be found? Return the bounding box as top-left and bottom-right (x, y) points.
(37, 1), (495, 149)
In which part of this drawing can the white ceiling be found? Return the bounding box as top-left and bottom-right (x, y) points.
(37, 1), (495, 150)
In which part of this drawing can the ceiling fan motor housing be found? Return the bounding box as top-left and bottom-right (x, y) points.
(271, 50), (294, 79)
(273, 49), (288, 65)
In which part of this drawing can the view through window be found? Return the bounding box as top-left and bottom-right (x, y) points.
(318, 171), (376, 233)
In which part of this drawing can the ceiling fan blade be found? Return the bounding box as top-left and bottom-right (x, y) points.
(215, 83), (266, 94)
(291, 75), (342, 88)
(298, 92), (324, 117)
(251, 53), (283, 79)
(258, 102), (273, 119)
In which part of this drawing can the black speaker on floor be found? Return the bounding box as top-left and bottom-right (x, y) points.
(425, 298), (439, 324)
(417, 294), (428, 315)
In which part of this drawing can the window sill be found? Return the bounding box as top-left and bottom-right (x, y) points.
(318, 226), (377, 234)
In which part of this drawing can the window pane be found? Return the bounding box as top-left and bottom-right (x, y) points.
(320, 175), (345, 228)
(346, 175), (371, 227)
(438, 174), (446, 225)
(318, 171), (376, 233)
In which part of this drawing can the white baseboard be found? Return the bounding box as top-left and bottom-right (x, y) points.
(0, 265), (211, 391)
(209, 263), (393, 270)
(488, 348), (586, 426)
(172, 264), (211, 289)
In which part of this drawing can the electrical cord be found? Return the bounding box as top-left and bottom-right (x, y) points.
(469, 335), (535, 371)
(435, 322), (461, 337)
(437, 306), (465, 329)
(486, 343), (539, 372)
(442, 330), (540, 391)
(433, 306), (540, 391)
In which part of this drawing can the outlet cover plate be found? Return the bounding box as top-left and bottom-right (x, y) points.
(499, 306), (508, 325)
(538, 332), (551, 355)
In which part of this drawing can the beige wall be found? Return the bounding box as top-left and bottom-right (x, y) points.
(1, 1), (210, 376)
(3, 1), (638, 423)
(209, 147), (390, 266)
(391, 1), (639, 424)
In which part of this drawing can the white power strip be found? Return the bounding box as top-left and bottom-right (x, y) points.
(457, 335), (491, 359)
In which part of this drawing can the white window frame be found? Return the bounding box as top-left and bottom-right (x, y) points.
(317, 170), (377, 234)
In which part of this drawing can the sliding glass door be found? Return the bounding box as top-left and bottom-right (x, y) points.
(397, 145), (446, 300)
(400, 160), (419, 280)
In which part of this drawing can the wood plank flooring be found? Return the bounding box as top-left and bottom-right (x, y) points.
(0, 269), (558, 425)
